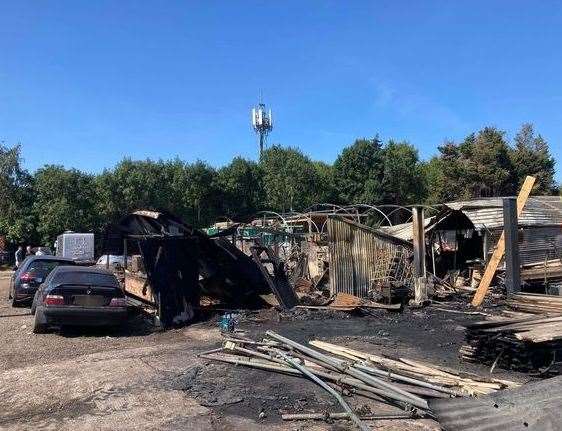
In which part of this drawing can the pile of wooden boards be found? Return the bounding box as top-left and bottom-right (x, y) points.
(460, 314), (562, 373)
(520, 259), (562, 282)
(200, 332), (517, 429)
(506, 292), (562, 314)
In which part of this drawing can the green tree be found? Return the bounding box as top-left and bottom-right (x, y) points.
(510, 123), (555, 194)
(433, 141), (469, 201)
(260, 146), (319, 212)
(95, 159), (176, 224)
(216, 157), (263, 219)
(421, 157), (447, 204)
(429, 128), (516, 202)
(463, 127), (514, 197)
(0, 144), (35, 242)
(312, 161), (338, 203)
(182, 161), (220, 226)
(33, 165), (98, 244)
(333, 137), (385, 204)
(382, 140), (425, 205)
(95, 158), (220, 228)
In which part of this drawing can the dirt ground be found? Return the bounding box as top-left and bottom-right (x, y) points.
(0, 271), (526, 430)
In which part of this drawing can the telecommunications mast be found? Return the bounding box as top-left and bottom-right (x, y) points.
(251, 99), (273, 157)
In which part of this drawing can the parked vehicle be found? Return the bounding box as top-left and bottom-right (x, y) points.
(35, 247), (53, 256)
(31, 266), (128, 333)
(95, 254), (131, 268)
(9, 255), (76, 306)
(56, 232), (95, 262)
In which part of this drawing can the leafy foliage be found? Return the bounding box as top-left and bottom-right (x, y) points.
(382, 140), (426, 205)
(33, 165), (98, 244)
(510, 123), (555, 194)
(333, 137), (385, 204)
(260, 146), (319, 212)
(0, 122), (558, 245)
(0, 144), (34, 242)
(216, 157), (263, 219)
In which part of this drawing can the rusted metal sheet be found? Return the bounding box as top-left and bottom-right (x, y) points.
(327, 217), (413, 298)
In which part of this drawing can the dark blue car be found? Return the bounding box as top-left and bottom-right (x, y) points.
(31, 266), (128, 333)
(9, 255), (76, 306)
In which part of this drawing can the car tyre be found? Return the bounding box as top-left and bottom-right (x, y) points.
(32, 307), (49, 334)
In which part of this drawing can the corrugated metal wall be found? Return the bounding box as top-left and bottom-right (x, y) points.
(488, 226), (562, 266)
(327, 217), (413, 298)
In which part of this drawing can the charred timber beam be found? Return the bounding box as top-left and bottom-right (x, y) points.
(503, 197), (521, 294)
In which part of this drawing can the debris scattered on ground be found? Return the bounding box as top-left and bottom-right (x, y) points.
(296, 292), (402, 312)
(199, 330), (518, 429)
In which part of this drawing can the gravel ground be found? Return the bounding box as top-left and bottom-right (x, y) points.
(0, 271), (527, 430)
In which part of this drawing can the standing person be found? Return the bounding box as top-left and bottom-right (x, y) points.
(14, 245), (24, 269)
(25, 245), (33, 257)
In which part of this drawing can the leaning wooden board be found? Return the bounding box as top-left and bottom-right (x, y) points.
(124, 271), (156, 305)
(471, 176), (536, 307)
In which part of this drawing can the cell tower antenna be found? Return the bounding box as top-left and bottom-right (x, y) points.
(251, 97), (273, 158)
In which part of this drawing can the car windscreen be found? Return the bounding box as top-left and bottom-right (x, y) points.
(52, 271), (120, 288)
(27, 260), (73, 279)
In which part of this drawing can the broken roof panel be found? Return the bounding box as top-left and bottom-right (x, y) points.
(447, 196), (562, 230)
(381, 196), (562, 241)
(381, 217), (435, 241)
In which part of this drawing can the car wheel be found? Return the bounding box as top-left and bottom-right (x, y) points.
(11, 296), (20, 308)
(32, 307), (49, 334)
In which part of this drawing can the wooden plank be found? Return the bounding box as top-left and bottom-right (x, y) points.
(124, 272), (156, 305)
(471, 176), (536, 307)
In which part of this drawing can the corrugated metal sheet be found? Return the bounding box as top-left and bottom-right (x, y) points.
(381, 217), (435, 241)
(327, 217), (413, 298)
(381, 196), (562, 241)
(448, 196), (562, 230)
(430, 375), (562, 431)
(488, 225), (562, 266)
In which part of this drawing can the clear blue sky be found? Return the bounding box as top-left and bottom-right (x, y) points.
(1, 1), (562, 180)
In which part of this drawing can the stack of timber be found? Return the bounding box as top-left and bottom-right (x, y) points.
(200, 332), (517, 429)
(506, 292), (562, 314)
(460, 314), (562, 373)
(520, 259), (562, 282)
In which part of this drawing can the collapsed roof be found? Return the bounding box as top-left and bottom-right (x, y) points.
(382, 196), (562, 241)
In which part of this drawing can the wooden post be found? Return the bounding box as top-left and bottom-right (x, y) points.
(412, 207), (427, 304)
(503, 198), (521, 294)
(123, 238), (128, 271)
(412, 207), (426, 277)
(471, 176), (535, 306)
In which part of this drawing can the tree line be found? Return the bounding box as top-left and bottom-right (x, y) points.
(0, 123), (556, 246)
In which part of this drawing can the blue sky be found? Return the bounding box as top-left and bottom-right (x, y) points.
(1, 1), (562, 179)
